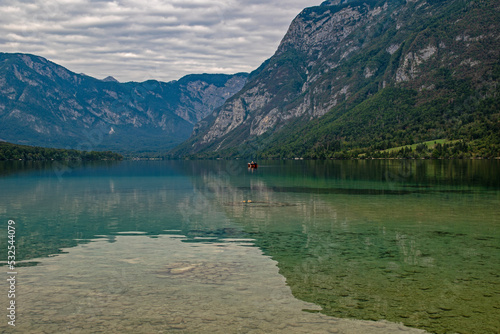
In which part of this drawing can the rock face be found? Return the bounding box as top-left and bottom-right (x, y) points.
(174, 0), (500, 157)
(0, 53), (247, 152)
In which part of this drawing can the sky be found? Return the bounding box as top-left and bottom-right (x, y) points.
(0, 0), (322, 82)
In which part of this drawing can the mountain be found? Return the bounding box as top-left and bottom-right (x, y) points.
(0, 53), (247, 153)
(102, 76), (119, 83)
(172, 0), (500, 158)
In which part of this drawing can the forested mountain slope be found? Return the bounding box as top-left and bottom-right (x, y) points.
(172, 0), (499, 158)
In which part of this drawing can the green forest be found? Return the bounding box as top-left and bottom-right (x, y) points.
(255, 84), (500, 159)
(0, 141), (123, 161)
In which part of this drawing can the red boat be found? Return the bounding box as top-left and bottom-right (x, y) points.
(248, 161), (258, 169)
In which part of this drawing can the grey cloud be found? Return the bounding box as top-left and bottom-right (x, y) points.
(1, 0), (321, 82)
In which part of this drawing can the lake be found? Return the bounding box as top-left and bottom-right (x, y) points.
(0, 160), (499, 333)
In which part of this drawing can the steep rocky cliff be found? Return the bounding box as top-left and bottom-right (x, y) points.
(174, 0), (499, 158)
(0, 53), (247, 152)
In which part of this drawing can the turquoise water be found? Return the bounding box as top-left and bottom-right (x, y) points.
(0, 160), (499, 333)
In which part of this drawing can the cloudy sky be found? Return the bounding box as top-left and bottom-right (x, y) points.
(0, 0), (321, 82)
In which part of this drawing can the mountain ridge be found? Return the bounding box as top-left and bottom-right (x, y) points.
(0, 52), (248, 153)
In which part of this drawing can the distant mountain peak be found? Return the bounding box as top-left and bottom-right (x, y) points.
(102, 76), (119, 83)
(320, 0), (350, 6)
